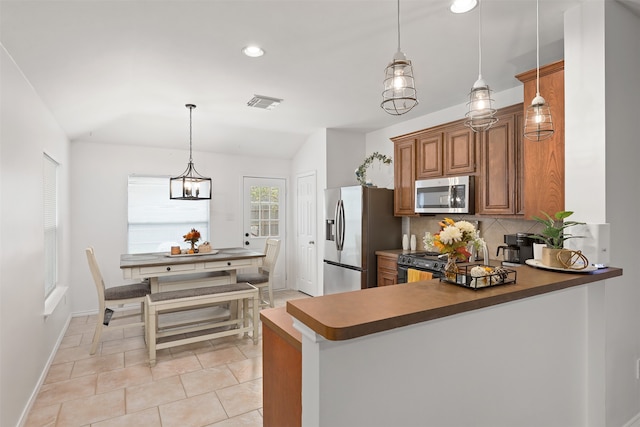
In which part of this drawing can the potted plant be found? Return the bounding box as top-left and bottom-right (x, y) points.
(531, 210), (584, 267)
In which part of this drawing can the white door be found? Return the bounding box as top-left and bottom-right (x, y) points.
(243, 177), (286, 290)
(296, 172), (317, 296)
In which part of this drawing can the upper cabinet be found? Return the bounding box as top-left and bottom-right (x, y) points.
(516, 60), (565, 219)
(392, 137), (417, 216)
(416, 132), (443, 178)
(444, 124), (476, 176)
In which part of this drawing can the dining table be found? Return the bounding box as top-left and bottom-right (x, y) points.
(120, 247), (265, 293)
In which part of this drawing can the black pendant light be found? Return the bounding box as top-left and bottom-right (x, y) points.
(169, 104), (212, 200)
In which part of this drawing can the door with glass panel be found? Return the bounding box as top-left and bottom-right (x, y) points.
(243, 177), (286, 290)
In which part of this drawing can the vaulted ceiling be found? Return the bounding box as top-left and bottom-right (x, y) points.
(3, 0), (634, 159)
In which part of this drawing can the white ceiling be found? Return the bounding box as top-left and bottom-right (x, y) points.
(3, 0), (632, 160)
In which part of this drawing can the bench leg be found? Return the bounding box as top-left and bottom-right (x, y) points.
(147, 305), (157, 367)
(252, 293), (259, 345)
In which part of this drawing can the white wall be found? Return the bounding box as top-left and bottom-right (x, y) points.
(69, 141), (290, 313)
(326, 129), (364, 188)
(1, 47), (72, 427)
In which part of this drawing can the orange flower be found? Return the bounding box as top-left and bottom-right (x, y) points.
(183, 228), (201, 244)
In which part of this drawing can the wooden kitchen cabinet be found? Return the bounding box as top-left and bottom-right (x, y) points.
(392, 137), (417, 216)
(516, 60), (565, 219)
(416, 131), (443, 178)
(476, 103), (524, 215)
(377, 254), (398, 286)
(444, 123), (476, 176)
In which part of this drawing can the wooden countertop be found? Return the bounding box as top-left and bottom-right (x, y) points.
(375, 248), (420, 258)
(260, 306), (302, 351)
(287, 264), (623, 342)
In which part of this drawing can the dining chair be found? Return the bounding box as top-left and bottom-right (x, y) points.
(237, 239), (281, 309)
(85, 247), (151, 355)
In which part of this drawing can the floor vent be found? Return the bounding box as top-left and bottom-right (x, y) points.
(247, 95), (283, 110)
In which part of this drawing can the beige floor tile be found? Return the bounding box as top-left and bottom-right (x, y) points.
(71, 352), (124, 378)
(96, 364), (153, 393)
(23, 403), (59, 427)
(180, 366), (238, 397)
(227, 356), (262, 383)
(236, 337), (262, 359)
(125, 375), (186, 413)
(101, 334), (145, 355)
(65, 322), (97, 337)
(123, 348), (148, 367)
(216, 378), (263, 418)
(44, 361), (74, 384)
(150, 353), (202, 380)
(34, 374), (97, 409)
(51, 344), (94, 365)
(168, 339), (215, 357)
(159, 391), (228, 427)
(91, 407), (161, 427)
(197, 346), (247, 369)
(56, 389), (125, 426)
(207, 410), (263, 427)
(59, 333), (83, 349)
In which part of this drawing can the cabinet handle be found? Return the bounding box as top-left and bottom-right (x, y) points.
(166, 267), (171, 271)
(227, 262), (232, 266)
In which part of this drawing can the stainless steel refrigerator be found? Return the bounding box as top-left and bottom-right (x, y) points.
(323, 186), (401, 295)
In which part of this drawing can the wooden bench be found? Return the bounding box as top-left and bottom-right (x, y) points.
(145, 282), (259, 366)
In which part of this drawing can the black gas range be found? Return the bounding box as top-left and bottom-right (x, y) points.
(396, 251), (448, 283)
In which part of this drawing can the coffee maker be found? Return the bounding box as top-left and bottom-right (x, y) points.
(496, 233), (536, 264)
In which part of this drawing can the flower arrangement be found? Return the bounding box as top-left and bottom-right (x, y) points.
(355, 152), (392, 186)
(424, 218), (479, 261)
(183, 228), (201, 249)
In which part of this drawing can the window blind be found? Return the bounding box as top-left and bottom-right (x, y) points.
(127, 175), (210, 253)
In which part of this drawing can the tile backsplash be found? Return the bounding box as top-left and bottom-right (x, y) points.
(405, 215), (543, 262)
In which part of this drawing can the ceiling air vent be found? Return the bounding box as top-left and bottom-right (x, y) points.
(247, 95), (283, 110)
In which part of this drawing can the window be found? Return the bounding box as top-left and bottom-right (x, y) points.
(127, 175), (210, 253)
(44, 154), (58, 297)
(249, 185), (280, 237)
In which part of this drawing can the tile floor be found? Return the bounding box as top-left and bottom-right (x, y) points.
(24, 289), (309, 427)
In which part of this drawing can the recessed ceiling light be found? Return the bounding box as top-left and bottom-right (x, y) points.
(242, 45), (265, 58)
(450, 0), (478, 14)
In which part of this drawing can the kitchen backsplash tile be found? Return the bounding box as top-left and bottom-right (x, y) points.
(407, 216), (543, 262)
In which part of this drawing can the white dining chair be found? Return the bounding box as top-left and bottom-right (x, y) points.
(237, 239), (280, 309)
(85, 247), (151, 355)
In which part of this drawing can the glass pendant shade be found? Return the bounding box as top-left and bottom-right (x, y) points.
(465, 76), (497, 131)
(524, 94), (554, 141)
(381, 51), (418, 115)
(169, 104), (212, 200)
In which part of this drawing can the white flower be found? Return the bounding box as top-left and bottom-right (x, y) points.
(455, 220), (476, 236)
(438, 225), (463, 245)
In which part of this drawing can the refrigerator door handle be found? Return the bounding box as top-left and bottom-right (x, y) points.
(336, 199), (345, 251)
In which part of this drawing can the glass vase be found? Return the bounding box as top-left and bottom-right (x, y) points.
(444, 254), (459, 282)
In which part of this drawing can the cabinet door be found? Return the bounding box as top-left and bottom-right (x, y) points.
(416, 132), (443, 178)
(516, 60), (565, 219)
(477, 114), (516, 215)
(393, 138), (417, 216)
(377, 255), (398, 286)
(515, 110), (525, 215)
(444, 125), (476, 175)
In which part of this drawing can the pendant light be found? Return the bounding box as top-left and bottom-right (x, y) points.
(523, 0), (554, 141)
(169, 104), (212, 200)
(464, 0), (497, 131)
(381, 0), (418, 115)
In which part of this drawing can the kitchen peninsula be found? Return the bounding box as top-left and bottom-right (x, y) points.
(279, 265), (622, 427)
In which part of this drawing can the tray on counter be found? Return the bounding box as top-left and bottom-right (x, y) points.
(440, 264), (517, 290)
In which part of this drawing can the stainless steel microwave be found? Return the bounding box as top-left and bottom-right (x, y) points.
(415, 176), (474, 214)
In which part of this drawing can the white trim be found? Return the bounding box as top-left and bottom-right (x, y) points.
(43, 286), (68, 317)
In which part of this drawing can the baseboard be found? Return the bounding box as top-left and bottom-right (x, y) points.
(624, 412), (640, 427)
